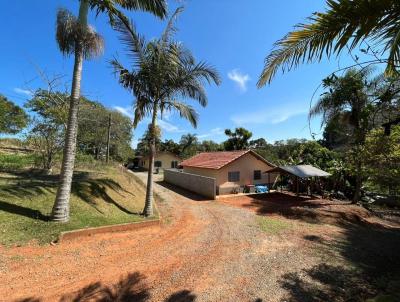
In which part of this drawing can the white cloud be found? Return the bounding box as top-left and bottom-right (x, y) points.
(197, 127), (224, 139)
(157, 119), (185, 133)
(231, 103), (308, 126)
(228, 69), (250, 92)
(114, 106), (134, 119)
(14, 88), (33, 97)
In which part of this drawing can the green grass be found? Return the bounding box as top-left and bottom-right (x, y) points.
(0, 153), (37, 170)
(257, 216), (293, 235)
(0, 164), (151, 245)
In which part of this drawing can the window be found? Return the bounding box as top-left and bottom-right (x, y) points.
(171, 161), (178, 168)
(254, 170), (261, 180)
(155, 161), (162, 168)
(228, 171), (240, 182)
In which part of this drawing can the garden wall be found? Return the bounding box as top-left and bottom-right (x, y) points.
(164, 169), (216, 199)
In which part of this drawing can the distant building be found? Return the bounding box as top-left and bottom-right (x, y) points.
(133, 151), (181, 170)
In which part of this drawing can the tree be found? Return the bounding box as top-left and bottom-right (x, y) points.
(310, 68), (374, 202)
(0, 95), (28, 134)
(363, 125), (400, 194)
(249, 138), (268, 149)
(223, 127), (252, 151)
(160, 139), (180, 155)
(258, 0), (400, 86)
(25, 90), (68, 173)
(199, 140), (222, 152)
(52, 0), (167, 222)
(111, 7), (220, 216)
(77, 100), (133, 161)
(179, 133), (198, 158)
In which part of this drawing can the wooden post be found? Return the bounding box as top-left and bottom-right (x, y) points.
(268, 172), (271, 189)
(106, 113), (111, 163)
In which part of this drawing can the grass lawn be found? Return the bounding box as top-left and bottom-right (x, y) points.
(0, 163), (151, 245)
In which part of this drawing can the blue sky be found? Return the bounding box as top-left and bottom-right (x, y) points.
(0, 0), (361, 147)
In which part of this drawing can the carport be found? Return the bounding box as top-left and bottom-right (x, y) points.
(265, 165), (331, 196)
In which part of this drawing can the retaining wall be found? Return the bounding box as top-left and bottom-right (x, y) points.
(164, 169), (216, 199)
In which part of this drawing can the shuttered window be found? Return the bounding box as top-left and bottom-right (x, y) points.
(254, 170), (261, 180)
(228, 171), (240, 182)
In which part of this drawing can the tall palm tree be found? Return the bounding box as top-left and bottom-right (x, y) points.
(258, 0), (400, 87)
(309, 68), (372, 202)
(52, 0), (167, 222)
(111, 7), (221, 216)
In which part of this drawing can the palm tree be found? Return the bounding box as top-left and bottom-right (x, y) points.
(309, 68), (372, 202)
(179, 133), (198, 157)
(111, 7), (221, 216)
(52, 0), (167, 222)
(258, 0), (400, 87)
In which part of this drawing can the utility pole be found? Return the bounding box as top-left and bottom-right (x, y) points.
(106, 113), (111, 163)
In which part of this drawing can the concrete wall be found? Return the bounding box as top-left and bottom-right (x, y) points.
(164, 169), (216, 199)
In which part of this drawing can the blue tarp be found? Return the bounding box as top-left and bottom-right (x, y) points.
(255, 185), (269, 193)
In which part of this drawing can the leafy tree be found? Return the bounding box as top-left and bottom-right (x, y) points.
(258, 0), (400, 86)
(160, 139), (180, 155)
(249, 138), (268, 149)
(310, 68), (374, 202)
(77, 100), (133, 161)
(0, 95), (28, 134)
(53, 0), (167, 222)
(363, 125), (400, 194)
(25, 90), (68, 173)
(111, 7), (220, 216)
(223, 127), (252, 151)
(199, 140), (222, 152)
(27, 122), (64, 174)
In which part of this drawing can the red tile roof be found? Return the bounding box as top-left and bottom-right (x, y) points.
(180, 150), (274, 170)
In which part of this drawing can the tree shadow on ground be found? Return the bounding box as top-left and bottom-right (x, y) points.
(237, 192), (368, 225)
(16, 272), (197, 302)
(0, 171), (137, 218)
(0, 199), (49, 221)
(280, 222), (400, 301)
(155, 181), (210, 202)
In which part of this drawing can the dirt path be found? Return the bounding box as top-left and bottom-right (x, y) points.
(1, 172), (399, 301)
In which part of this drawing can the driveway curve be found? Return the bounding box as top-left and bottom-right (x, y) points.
(0, 171), (362, 302)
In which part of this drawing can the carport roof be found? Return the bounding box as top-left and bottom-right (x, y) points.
(266, 165), (330, 178)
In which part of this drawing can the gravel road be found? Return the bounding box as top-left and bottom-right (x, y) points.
(2, 171), (391, 302)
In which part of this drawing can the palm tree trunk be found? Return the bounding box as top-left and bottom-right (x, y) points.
(143, 104), (158, 217)
(51, 1), (89, 222)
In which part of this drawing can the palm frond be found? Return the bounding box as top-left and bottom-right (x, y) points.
(88, 0), (167, 21)
(165, 101), (198, 128)
(161, 6), (184, 45)
(56, 8), (104, 59)
(258, 0), (400, 86)
(113, 0), (167, 18)
(112, 17), (146, 67)
(56, 9), (78, 56)
(110, 58), (137, 90)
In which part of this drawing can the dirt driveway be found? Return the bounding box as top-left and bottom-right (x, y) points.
(1, 172), (400, 302)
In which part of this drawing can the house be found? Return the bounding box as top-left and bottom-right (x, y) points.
(135, 151), (181, 170)
(180, 150), (278, 194)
